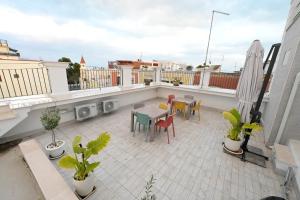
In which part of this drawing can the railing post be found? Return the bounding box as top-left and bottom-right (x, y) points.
(201, 69), (211, 88)
(121, 66), (133, 87)
(42, 61), (69, 94)
(155, 67), (161, 84)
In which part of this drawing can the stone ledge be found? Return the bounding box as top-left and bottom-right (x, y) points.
(19, 139), (77, 200)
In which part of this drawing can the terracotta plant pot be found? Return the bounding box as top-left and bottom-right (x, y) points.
(45, 140), (65, 158)
(224, 137), (241, 152)
(74, 175), (95, 197)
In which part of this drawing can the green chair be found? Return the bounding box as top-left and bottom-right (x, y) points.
(133, 112), (152, 141)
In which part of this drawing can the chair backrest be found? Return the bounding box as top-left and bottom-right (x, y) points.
(165, 115), (174, 126)
(184, 95), (194, 100)
(167, 95), (175, 104)
(173, 101), (186, 110)
(159, 103), (168, 110)
(136, 112), (151, 125)
(133, 103), (145, 109)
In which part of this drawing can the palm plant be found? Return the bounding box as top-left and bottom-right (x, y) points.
(40, 108), (61, 147)
(223, 108), (262, 141)
(58, 132), (110, 181)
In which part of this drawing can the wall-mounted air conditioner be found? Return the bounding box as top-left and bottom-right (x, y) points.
(75, 103), (98, 121)
(101, 99), (119, 113)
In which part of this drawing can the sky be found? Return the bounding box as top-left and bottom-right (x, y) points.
(0, 0), (289, 71)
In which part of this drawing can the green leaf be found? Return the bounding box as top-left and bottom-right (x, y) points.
(72, 135), (83, 153)
(58, 155), (77, 169)
(223, 111), (238, 127)
(72, 135), (82, 146)
(229, 108), (241, 124)
(87, 132), (110, 155)
(242, 123), (263, 135)
(85, 149), (93, 159)
(86, 162), (100, 174)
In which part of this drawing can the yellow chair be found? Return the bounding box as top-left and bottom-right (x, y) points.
(191, 101), (201, 120)
(159, 103), (168, 110)
(172, 101), (186, 119)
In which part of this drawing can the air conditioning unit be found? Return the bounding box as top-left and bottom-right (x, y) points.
(101, 99), (119, 113)
(75, 103), (98, 121)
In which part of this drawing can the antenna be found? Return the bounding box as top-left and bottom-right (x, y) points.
(139, 52), (143, 61)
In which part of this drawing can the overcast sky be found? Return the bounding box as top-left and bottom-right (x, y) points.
(0, 0), (289, 71)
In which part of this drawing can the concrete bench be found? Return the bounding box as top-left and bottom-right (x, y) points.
(19, 139), (77, 200)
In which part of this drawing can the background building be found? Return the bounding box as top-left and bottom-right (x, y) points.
(0, 40), (20, 60)
(108, 59), (159, 70)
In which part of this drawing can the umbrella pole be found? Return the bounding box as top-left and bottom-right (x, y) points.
(240, 43), (281, 164)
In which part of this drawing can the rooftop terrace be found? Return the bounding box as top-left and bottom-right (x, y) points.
(1, 98), (292, 200)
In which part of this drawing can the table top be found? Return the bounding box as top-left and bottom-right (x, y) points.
(132, 105), (168, 119)
(173, 97), (196, 105)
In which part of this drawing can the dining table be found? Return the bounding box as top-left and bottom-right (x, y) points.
(131, 105), (169, 142)
(172, 97), (196, 119)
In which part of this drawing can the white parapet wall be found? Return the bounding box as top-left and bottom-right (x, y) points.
(0, 85), (157, 143)
(0, 84), (269, 143)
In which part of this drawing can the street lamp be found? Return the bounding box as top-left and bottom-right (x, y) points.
(204, 10), (230, 66)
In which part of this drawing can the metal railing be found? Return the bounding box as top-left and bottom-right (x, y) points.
(75, 69), (121, 90)
(0, 67), (51, 98)
(132, 69), (156, 84)
(160, 71), (201, 85)
(208, 72), (240, 89)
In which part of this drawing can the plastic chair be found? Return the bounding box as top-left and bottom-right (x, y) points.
(133, 112), (151, 141)
(191, 101), (201, 120)
(167, 95), (175, 104)
(172, 101), (186, 119)
(184, 95), (194, 100)
(155, 115), (175, 144)
(159, 103), (168, 110)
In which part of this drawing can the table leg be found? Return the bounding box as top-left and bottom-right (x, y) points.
(131, 112), (134, 132)
(149, 118), (156, 142)
(186, 105), (191, 119)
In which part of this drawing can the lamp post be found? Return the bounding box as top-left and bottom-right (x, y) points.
(204, 10), (230, 66)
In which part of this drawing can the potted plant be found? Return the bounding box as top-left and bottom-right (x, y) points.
(144, 79), (151, 86)
(40, 108), (65, 159)
(58, 133), (110, 197)
(172, 78), (180, 86)
(223, 108), (262, 152)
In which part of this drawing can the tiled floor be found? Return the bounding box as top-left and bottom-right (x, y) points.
(35, 98), (285, 200)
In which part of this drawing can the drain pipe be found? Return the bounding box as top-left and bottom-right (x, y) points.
(275, 72), (300, 143)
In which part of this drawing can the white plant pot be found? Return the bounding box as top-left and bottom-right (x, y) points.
(74, 175), (95, 197)
(224, 137), (241, 152)
(45, 140), (65, 158)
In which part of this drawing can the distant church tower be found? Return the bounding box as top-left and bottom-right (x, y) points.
(80, 56), (86, 69)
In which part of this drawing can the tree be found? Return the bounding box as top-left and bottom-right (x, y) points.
(58, 57), (81, 84)
(196, 64), (205, 69)
(186, 65), (193, 71)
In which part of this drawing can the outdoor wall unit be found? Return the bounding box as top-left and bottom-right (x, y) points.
(100, 99), (119, 114)
(75, 103), (98, 121)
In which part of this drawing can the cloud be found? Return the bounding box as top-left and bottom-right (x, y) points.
(0, 1), (288, 70)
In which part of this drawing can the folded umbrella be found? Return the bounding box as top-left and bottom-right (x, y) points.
(236, 40), (264, 123)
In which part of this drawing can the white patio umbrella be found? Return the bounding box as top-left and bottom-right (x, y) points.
(236, 40), (264, 123)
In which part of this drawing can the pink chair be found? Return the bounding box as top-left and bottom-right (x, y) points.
(155, 115), (175, 144)
(167, 95), (175, 105)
